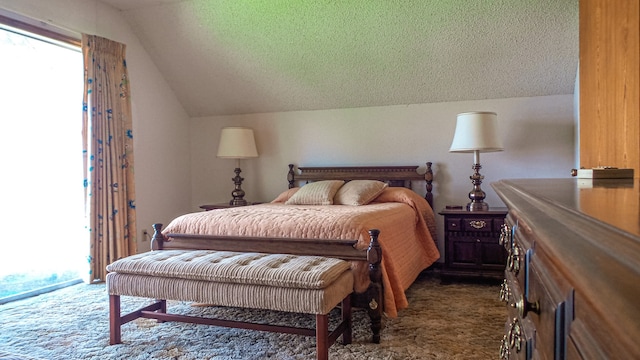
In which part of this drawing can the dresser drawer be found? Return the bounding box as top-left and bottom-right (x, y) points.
(527, 252), (574, 360)
(501, 316), (537, 360)
(500, 275), (538, 360)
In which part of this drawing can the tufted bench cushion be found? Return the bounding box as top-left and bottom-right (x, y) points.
(106, 250), (354, 315)
(106, 250), (351, 289)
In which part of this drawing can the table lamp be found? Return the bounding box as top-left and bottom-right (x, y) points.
(449, 112), (503, 211)
(217, 127), (258, 206)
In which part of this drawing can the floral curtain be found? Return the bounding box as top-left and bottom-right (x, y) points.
(82, 34), (137, 283)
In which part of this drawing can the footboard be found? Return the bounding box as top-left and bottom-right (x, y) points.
(151, 224), (385, 343)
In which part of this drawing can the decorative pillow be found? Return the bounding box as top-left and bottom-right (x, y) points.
(334, 180), (389, 206)
(284, 180), (345, 205)
(270, 187), (300, 203)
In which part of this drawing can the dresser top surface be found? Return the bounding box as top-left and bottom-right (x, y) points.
(492, 178), (639, 238)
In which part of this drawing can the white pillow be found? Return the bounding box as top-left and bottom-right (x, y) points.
(334, 180), (388, 205)
(284, 180), (345, 205)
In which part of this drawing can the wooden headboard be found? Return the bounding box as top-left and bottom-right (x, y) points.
(287, 162), (434, 208)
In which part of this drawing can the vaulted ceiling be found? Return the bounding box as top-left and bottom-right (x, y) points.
(100, 0), (579, 117)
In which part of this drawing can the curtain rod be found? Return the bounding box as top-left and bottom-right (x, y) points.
(0, 13), (81, 48)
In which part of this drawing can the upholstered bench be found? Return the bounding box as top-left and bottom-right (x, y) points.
(106, 250), (354, 360)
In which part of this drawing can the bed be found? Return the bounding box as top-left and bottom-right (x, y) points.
(151, 163), (440, 343)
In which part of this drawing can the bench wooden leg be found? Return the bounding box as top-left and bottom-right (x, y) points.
(109, 295), (122, 345)
(157, 299), (167, 323)
(316, 314), (329, 360)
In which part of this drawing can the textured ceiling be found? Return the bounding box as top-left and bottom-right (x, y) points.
(100, 0), (579, 117)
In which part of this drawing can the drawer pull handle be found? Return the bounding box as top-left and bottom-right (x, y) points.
(507, 245), (522, 275)
(469, 220), (486, 229)
(499, 223), (511, 248)
(499, 279), (511, 303)
(508, 318), (523, 352)
(500, 334), (510, 359)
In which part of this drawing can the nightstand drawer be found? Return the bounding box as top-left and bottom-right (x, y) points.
(449, 236), (508, 268)
(446, 218), (462, 231)
(462, 217), (494, 232)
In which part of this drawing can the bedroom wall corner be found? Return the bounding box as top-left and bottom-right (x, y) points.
(0, 0), (193, 252)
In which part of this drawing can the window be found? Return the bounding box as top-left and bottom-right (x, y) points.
(0, 21), (84, 303)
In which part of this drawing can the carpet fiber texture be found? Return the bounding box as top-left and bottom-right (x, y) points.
(0, 272), (505, 359)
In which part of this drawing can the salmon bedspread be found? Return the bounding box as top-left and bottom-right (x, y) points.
(162, 187), (440, 317)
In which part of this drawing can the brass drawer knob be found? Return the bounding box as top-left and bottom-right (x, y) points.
(514, 294), (540, 318)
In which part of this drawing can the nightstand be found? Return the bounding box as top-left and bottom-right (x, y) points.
(438, 207), (508, 282)
(200, 202), (260, 211)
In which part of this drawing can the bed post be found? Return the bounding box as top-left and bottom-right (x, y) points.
(424, 162), (433, 209)
(151, 223), (165, 250)
(366, 229), (383, 344)
(288, 164), (296, 189)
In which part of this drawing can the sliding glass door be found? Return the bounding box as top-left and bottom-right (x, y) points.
(0, 26), (84, 303)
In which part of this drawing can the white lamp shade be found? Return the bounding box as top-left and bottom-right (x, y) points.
(449, 112), (504, 153)
(217, 127), (259, 158)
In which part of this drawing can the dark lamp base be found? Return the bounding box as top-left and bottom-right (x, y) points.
(229, 199), (248, 206)
(467, 201), (489, 211)
(228, 167), (248, 207)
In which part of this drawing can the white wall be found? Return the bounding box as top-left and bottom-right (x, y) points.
(191, 94), (575, 254)
(0, 0), (192, 252)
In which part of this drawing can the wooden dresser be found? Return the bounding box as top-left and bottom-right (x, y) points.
(492, 178), (640, 359)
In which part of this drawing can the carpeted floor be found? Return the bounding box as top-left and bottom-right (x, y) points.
(0, 271), (505, 360)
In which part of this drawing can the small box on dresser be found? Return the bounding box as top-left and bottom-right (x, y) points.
(439, 208), (508, 282)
